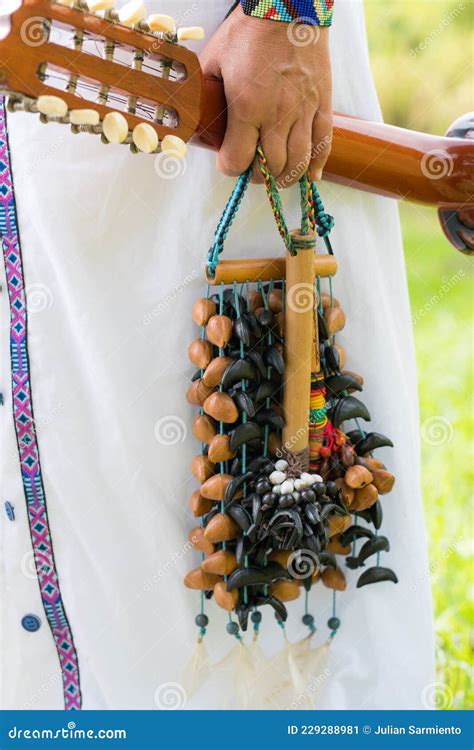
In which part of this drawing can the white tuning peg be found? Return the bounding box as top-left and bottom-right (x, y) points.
(103, 112), (129, 143)
(54, 0), (75, 6)
(147, 14), (176, 33)
(118, 0), (146, 26)
(161, 134), (187, 159)
(70, 109), (100, 126)
(177, 27), (204, 42)
(87, 0), (116, 11)
(132, 123), (159, 153)
(37, 95), (68, 117)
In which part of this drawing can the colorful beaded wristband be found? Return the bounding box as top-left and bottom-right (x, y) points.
(240, 0), (334, 26)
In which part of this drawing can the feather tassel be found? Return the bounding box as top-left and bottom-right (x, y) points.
(182, 637), (210, 698)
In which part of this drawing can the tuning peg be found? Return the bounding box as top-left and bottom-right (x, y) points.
(177, 27), (204, 41)
(70, 109), (100, 126)
(103, 112), (129, 143)
(147, 14), (176, 33)
(87, 0), (116, 11)
(161, 134), (187, 159)
(132, 123), (158, 153)
(118, 0), (146, 26)
(55, 0), (75, 6)
(37, 95), (68, 118)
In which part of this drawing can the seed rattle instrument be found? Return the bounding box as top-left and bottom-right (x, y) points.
(1, 0), (473, 251)
(183, 148), (398, 707)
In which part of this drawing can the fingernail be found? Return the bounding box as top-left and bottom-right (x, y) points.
(312, 168), (323, 182)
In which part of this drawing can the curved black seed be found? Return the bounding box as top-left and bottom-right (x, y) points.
(233, 391), (256, 418)
(357, 566), (398, 588)
(226, 562), (289, 591)
(234, 317), (251, 346)
(229, 422), (261, 453)
(357, 536), (390, 565)
(339, 525), (375, 547)
(221, 359), (256, 390)
(224, 471), (254, 505)
(370, 501), (383, 530)
(255, 380), (275, 403)
(263, 346), (284, 375)
(226, 503), (252, 531)
(318, 311), (329, 341)
(243, 312), (261, 338)
(318, 552), (337, 568)
(354, 432), (394, 456)
(325, 345), (340, 372)
(245, 350), (267, 379)
(331, 396), (371, 429)
(255, 408), (285, 431)
(325, 374), (363, 396)
(254, 594), (288, 622)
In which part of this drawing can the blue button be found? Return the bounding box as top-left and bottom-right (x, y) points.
(4, 501), (15, 521)
(21, 614), (41, 632)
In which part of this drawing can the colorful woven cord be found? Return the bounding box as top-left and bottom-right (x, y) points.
(240, 0), (334, 25)
(309, 372), (327, 469)
(255, 145), (295, 255)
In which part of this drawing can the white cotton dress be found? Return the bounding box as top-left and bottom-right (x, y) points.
(0, 0), (435, 710)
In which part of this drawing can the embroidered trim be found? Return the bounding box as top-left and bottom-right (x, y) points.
(240, 0), (334, 25)
(0, 99), (82, 710)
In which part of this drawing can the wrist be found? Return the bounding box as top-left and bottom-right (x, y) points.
(240, 1), (334, 26)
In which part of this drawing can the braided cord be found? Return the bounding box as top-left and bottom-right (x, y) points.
(255, 145), (296, 255)
(207, 167), (252, 275)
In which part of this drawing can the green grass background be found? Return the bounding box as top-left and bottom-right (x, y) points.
(364, 1), (473, 709)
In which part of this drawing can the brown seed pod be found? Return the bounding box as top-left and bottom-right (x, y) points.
(352, 483), (379, 511)
(248, 290), (264, 312)
(358, 456), (386, 471)
(321, 566), (347, 591)
(340, 444), (355, 468)
(268, 288), (283, 313)
(320, 292), (340, 309)
(328, 514), (352, 537)
(206, 315), (233, 348)
(186, 379), (215, 407)
(276, 311), (285, 338)
(203, 392), (239, 424)
(371, 469), (396, 495)
(202, 550), (238, 576)
(184, 567), (222, 591)
(335, 478), (355, 507)
(269, 549), (292, 568)
(192, 297), (217, 327)
(200, 473), (233, 501)
(269, 580), (301, 602)
(191, 455), (215, 483)
(208, 434), (236, 463)
(324, 307), (346, 336)
(192, 414), (218, 444)
(203, 513), (240, 542)
(327, 536), (352, 556)
(188, 526), (214, 554)
(344, 465), (373, 489)
(268, 432), (282, 457)
(188, 338), (214, 369)
(334, 344), (345, 369)
(202, 356), (233, 388)
(213, 581), (239, 612)
(189, 491), (213, 517)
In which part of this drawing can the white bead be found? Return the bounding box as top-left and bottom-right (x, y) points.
(87, 0), (116, 10)
(177, 26), (205, 41)
(274, 459), (288, 472)
(132, 122), (159, 153)
(280, 479), (294, 495)
(292, 492), (300, 501)
(102, 112), (129, 143)
(161, 134), (187, 159)
(37, 95), (68, 118)
(301, 472), (317, 485)
(269, 471), (286, 486)
(69, 108), (100, 126)
(273, 485), (281, 495)
(147, 13), (176, 33)
(118, 0), (146, 26)
(294, 478), (306, 491)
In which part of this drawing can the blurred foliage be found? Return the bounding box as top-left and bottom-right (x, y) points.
(364, 1), (473, 710)
(400, 203), (473, 709)
(364, 0), (473, 133)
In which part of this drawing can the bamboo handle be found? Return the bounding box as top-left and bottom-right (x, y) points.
(207, 255), (337, 285)
(282, 231), (316, 460)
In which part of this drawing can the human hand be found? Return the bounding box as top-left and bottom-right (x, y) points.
(200, 5), (332, 186)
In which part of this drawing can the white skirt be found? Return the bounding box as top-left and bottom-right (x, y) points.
(0, 0), (435, 710)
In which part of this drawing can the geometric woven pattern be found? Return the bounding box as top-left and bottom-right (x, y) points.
(0, 99), (82, 710)
(240, 0), (334, 25)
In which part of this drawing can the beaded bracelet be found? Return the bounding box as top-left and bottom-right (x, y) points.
(240, 0), (334, 26)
